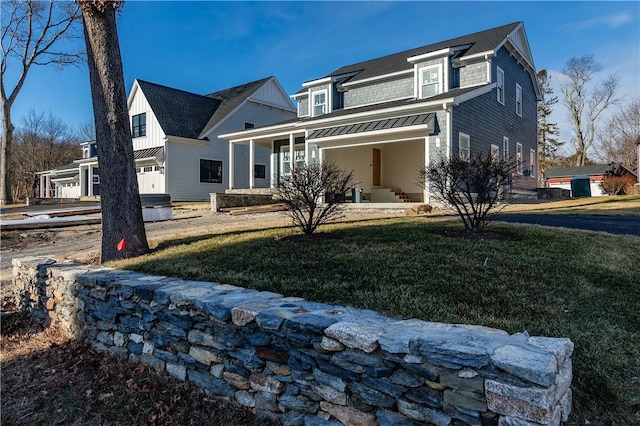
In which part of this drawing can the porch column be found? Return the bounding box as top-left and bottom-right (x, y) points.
(87, 165), (93, 196)
(305, 131), (310, 165)
(46, 176), (52, 198)
(289, 133), (295, 172)
(270, 140), (276, 188)
(79, 166), (85, 197)
(424, 137), (430, 204)
(39, 175), (45, 197)
(249, 139), (255, 189)
(229, 142), (235, 189)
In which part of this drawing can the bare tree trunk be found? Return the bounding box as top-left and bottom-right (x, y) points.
(81, 3), (148, 262)
(1, 105), (14, 204)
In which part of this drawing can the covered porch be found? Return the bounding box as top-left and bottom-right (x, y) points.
(223, 112), (439, 205)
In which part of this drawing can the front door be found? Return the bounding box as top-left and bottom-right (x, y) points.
(372, 148), (381, 186)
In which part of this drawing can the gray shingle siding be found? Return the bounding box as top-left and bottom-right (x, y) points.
(459, 62), (488, 88)
(298, 97), (309, 117)
(451, 47), (537, 190)
(344, 77), (413, 108)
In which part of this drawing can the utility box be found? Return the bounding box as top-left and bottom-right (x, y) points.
(570, 176), (591, 197)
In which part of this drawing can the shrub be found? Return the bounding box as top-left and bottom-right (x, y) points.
(600, 175), (635, 195)
(418, 153), (516, 233)
(275, 161), (356, 235)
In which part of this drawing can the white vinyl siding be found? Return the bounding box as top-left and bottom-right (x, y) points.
(129, 85), (166, 150)
(496, 67), (505, 105)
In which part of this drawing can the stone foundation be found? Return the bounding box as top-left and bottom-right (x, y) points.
(12, 257), (573, 426)
(210, 193), (278, 212)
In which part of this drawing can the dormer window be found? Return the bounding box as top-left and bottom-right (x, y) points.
(420, 65), (442, 98)
(312, 91), (327, 116)
(82, 145), (90, 159)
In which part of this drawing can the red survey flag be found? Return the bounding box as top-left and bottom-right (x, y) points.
(117, 238), (127, 251)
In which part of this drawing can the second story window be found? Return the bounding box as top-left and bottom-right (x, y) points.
(497, 67), (505, 105)
(421, 65), (441, 98)
(313, 91), (327, 116)
(82, 145), (90, 159)
(132, 113), (146, 138)
(515, 84), (523, 117)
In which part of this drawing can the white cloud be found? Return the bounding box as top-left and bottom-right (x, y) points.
(565, 12), (634, 30)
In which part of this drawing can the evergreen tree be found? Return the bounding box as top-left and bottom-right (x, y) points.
(537, 70), (563, 186)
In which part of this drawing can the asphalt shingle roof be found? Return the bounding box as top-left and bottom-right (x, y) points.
(546, 165), (612, 178)
(136, 77), (272, 140)
(297, 22), (520, 92)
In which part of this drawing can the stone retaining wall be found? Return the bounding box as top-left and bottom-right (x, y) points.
(12, 257), (573, 426)
(210, 193), (278, 212)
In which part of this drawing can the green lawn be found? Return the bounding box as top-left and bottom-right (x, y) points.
(115, 217), (640, 424)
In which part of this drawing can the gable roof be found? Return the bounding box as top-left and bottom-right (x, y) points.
(300, 22), (522, 90)
(134, 77), (276, 140)
(199, 77), (272, 138)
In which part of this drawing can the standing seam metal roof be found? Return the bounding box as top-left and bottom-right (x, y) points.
(308, 113), (435, 139)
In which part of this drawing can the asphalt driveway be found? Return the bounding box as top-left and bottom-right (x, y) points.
(495, 213), (640, 236)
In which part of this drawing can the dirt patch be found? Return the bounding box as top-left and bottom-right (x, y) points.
(0, 314), (279, 426)
(1, 230), (53, 250)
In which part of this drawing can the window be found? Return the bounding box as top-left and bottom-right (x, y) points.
(143, 166), (153, 172)
(491, 144), (499, 160)
(132, 113), (146, 137)
(135, 167), (141, 173)
(254, 164), (266, 179)
(529, 149), (536, 179)
(496, 67), (505, 105)
(82, 146), (90, 159)
(92, 175), (100, 184)
(459, 133), (470, 160)
(244, 122), (255, 129)
(200, 159), (222, 183)
(503, 136), (509, 158)
(515, 84), (523, 117)
(312, 91), (327, 116)
(420, 65), (441, 98)
(280, 145), (305, 175)
(516, 143), (523, 174)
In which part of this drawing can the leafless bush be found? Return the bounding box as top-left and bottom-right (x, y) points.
(418, 153), (516, 233)
(275, 161), (355, 235)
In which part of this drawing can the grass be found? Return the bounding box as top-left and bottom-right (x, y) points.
(114, 216), (640, 424)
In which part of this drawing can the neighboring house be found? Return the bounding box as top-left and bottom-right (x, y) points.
(545, 164), (638, 197)
(37, 76), (297, 201)
(222, 22), (540, 203)
(37, 140), (99, 199)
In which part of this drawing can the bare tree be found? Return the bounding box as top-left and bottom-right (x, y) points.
(1, 0), (83, 205)
(596, 97), (639, 170)
(275, 161), (356, 235)
(418, 153), (516, 233)
(537, 70), (563, 186)
(558, 55), (619, 167)
(79, 0), (149, 261)
(11, 109), (81, 200)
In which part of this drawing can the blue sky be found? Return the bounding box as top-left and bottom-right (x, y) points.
(6, 1), (640, 152)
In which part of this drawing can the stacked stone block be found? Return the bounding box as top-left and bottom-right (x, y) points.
(13, 257), (573, 426)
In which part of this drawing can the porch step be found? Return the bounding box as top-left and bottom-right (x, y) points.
(371, 188), (414, 203)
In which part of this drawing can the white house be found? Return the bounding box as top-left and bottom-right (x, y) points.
(37, 76), (296, 201)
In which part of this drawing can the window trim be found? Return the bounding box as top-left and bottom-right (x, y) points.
(503, 136), (509, 159)
(311, 89), (328, 117)
(244, 122), (255, 130)
(515, 84), (523, 117)
(199, 158), (223, 184)
(419, 64), (443, 99)
(459, 132), (470, 160)
(132, 113), (146, 138)
(496, 67), (505, 105)
(516, 143), (523, 175)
